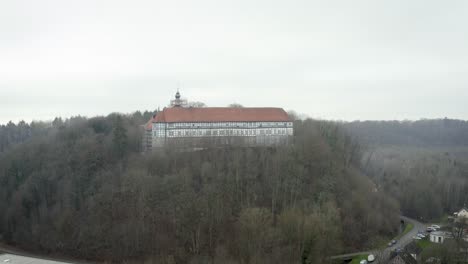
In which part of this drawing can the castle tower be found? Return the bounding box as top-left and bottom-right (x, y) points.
(170, 90), (187, 107)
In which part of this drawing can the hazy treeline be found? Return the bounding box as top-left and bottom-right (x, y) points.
(0, 111), (156, 155)
(362, 147), (468, 221)
(345, 118), (468, 147)
(346, 119), (468, 221)
(0, 114), (398, 263)
(0, 120), (50, 153)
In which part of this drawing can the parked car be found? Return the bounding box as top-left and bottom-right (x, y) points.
(431, 224), (441, 229)
(417, 233), (426, 238)
(413, 236), (422, 240)
(367, 254), (375, 263)
(427, 227), (435, 232)
(360, 260), (368, 264)
(388, 242), (393, 247)
(391, 239), (397, 245)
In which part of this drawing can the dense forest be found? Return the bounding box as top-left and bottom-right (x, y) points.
(345, 118), (468, 147)
(345, 119), (468, 221)
(0, 114), (399, 263)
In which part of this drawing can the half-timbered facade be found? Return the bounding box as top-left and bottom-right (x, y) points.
(143, 92), (293, 150)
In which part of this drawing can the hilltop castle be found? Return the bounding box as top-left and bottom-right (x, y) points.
(143, 91), (293, 150)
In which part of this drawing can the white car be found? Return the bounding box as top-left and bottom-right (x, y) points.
(367, 254), (375, 262)
(360, 260), (368, 264)
(417, 233), (426, 238)
(431, 224), (441, 229)
(413, 236), (422, 240)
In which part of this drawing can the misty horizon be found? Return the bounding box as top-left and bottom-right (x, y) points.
(2, 0), (468, 124)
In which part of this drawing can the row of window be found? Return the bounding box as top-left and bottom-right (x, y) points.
(153, 130), (165, 137)
(162, 121), (293, 129)
(164, 128), (292, 138)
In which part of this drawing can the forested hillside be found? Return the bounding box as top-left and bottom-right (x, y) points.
(0, 120), (51, 153)
(0, 114), (399, 263)
(345, 119), (468, 147)
(345, 119), (468, 221)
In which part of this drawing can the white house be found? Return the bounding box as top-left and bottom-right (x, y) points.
(454, 208), (468, 222)
(430, 231), (451, 244)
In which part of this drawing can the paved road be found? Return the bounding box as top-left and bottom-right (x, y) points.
(0, 243), (90, 264)
(374, 216), (426, 263)
(331, 216), (426, 263)
(0, 216), (426, 264)
(0, 254), (76, 264)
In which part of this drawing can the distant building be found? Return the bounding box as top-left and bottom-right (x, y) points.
(404, 241), (422, 261)
(388, 251), (417, 264)
(429, 230), (468, 244)
(143, 91), (293, 150)
(430, 231), (451, 244)
(454, 208), (468, 222)
(425, 257), (441, 264)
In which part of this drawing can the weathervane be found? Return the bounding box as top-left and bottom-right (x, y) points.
(170, 82), (187, 107)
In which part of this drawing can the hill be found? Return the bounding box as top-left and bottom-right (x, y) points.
(344, 119), (468, 221)
(0, 114), (398, 263)
(345, 118), (468, 147)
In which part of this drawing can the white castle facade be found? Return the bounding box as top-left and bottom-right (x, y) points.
(143, 92), (293, 150)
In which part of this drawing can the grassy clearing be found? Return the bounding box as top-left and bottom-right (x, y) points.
(350, 254), (368, 264)
(365, 235), (391, 250)
(435, 214), (450, 224)
(396, 223), (414, 239)
(416, 238), (431, 249)
(370, 222), (416, 251)
(373, 223), (415, 250)
(421, 214), (449, 225)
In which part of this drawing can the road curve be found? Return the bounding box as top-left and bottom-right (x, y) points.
(0, 242), (91, 264)
(331, 216), (426, 262)
(374, 216), (426, 263)
(1, 216), (425, 264)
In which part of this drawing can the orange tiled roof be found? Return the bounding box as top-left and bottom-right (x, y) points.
(148, 107), (290, 126)
(145, 118), (154, 130)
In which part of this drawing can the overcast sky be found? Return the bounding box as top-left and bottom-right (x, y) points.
(1, 0), (467, 124)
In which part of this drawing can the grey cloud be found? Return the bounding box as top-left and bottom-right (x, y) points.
(1, 0), (467, 124)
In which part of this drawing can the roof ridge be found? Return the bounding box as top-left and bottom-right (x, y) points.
(152, 107), (290, 123)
